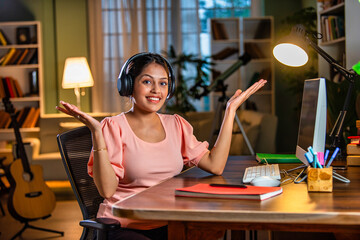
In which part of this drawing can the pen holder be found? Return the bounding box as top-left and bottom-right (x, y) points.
(307, 166), (333, 192)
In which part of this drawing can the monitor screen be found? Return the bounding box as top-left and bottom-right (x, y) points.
(296, 78), (327, 165)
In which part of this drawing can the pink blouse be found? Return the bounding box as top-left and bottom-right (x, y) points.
(88, 113), (209, 230)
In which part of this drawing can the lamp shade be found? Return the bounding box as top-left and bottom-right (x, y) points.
(272, 25), (310, 67)
(273, 43), (308, 67)
(62, 57), (94, 89)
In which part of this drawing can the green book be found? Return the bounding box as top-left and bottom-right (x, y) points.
(256, 153), (302, 164)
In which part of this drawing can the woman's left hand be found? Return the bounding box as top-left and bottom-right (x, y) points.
(226, 79), (267, 112)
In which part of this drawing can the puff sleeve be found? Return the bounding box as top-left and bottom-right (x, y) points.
(88, 117), (124, 181)
(174, 114), (209, 167)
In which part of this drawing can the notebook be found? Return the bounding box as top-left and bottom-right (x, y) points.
(256, 153), (302, 164)
(175, 183), (283, 201)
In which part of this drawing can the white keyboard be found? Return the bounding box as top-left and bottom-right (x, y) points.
(243, 164), (281, 183)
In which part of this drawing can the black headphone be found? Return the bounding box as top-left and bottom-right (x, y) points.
(117, 52), (176, 99)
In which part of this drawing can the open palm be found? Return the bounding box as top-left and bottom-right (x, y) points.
(56, 101), (101, 132)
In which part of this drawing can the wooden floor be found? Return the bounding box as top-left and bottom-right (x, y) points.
(0, 181), (83, 240)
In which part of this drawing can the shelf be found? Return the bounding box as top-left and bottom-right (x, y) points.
(320, 36), (345, 46)
(0, 21), (42, 142)
(0, 64), (39, 69)
(0, 44), (38, 49)
(0, 127), (40, 133)
(244, 39), (272, 43)
(319, 2), (344, 15)
(210, 17), (274, 115)
(211, 39), (240, 43)
(10, 96), (39, 102)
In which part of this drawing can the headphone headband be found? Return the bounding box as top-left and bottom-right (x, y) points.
(117, 52), (175, 99)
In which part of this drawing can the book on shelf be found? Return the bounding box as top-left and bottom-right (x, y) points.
(22, 107), (36, 128)
(245, 43), (264, 59)
(1, 48), (17, 66)
(17, 107), (31, 127)
(0, 111), (10, 129)
(256, 153), (301, 164)
(253, 20), (271, 39)
(7, 49), (24, 65)
(0, 29), (10, 46)
(175, 183), (282, 201)
(0, 78), (5, 98)
(320, 15), (344, 43)
(27, 107), (40, 128)
(0, 77), (24, 98)
(20, 48), (37, 65)
(12, 78), (23, 97)
(16, 48), (29, 65)
(211, 21), (228, 40)
(4, 77), (16, 98)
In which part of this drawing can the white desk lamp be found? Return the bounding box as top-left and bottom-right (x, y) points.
(62, 57), (94, 110)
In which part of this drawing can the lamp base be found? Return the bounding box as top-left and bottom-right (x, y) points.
(74, 87), (81, 110)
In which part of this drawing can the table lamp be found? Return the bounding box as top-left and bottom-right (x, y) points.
(273, 24), (360, 149)
(62, 57), (94, 110)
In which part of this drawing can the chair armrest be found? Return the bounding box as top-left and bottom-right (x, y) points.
(80, 218), (121, 231)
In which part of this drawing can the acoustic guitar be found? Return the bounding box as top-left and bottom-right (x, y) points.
(2, 97), (56, 221)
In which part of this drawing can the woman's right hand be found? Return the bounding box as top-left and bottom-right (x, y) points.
(56, 101), (101, 132)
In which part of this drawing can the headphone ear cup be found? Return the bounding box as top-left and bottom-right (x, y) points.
(127, 75), (133, 95)
(166, 61), (176, 99)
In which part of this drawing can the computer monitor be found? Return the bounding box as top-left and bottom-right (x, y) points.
(296, 78), (327, 166)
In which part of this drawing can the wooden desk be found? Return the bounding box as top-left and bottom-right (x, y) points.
(112, 156), (360, 240)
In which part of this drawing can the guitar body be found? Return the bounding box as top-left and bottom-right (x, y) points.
(2, 97), (56, 221)
(7, 159), (56, 220)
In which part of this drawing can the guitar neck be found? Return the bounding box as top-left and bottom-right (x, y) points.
(2, 98), (32, 174)
(11, 115), (31, 173)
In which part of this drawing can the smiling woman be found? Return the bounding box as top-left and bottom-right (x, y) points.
(56, 52), (266, 240)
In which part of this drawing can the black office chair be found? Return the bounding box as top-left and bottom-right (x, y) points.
(57, 126), (120, 240)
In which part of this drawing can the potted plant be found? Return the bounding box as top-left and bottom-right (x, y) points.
(164, 46), (214, 114)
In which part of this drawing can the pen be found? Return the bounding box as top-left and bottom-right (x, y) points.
(209, 184), (247, 188)
(324, 149), (330, 166)
(326, 147), (340, 167)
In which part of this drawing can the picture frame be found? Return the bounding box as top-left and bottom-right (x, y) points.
(16, 27), (31, 44)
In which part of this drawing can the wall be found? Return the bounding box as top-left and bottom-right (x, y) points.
(0, 0), (91, 114)
(1, 0), (318, 153)
(264, 0), (317, 153)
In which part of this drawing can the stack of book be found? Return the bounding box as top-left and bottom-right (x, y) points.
(0, 48), (37, 66)
(0, 107), (40, 129)
(347, 120), (360, 166)
(0, 77), (23, 98)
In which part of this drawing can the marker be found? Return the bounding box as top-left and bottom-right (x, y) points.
(313, 152), (323, 168)
(326, 147), (340, 167)
(305, 152), (314, 165)
(318, 152), (324, 166)
(308, 147), (316, 168)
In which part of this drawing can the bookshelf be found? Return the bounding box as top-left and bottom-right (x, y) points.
(317, 0), (360, 81)
(209, 17), (274, 114)
(0, 21), (42, 144)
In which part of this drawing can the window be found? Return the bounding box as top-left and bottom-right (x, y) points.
(91, 0), (252, 112)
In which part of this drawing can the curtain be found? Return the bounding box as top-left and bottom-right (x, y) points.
(88, 0), (186, 113)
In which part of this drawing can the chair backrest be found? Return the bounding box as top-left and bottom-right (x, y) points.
(57, 126), (103, 239)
